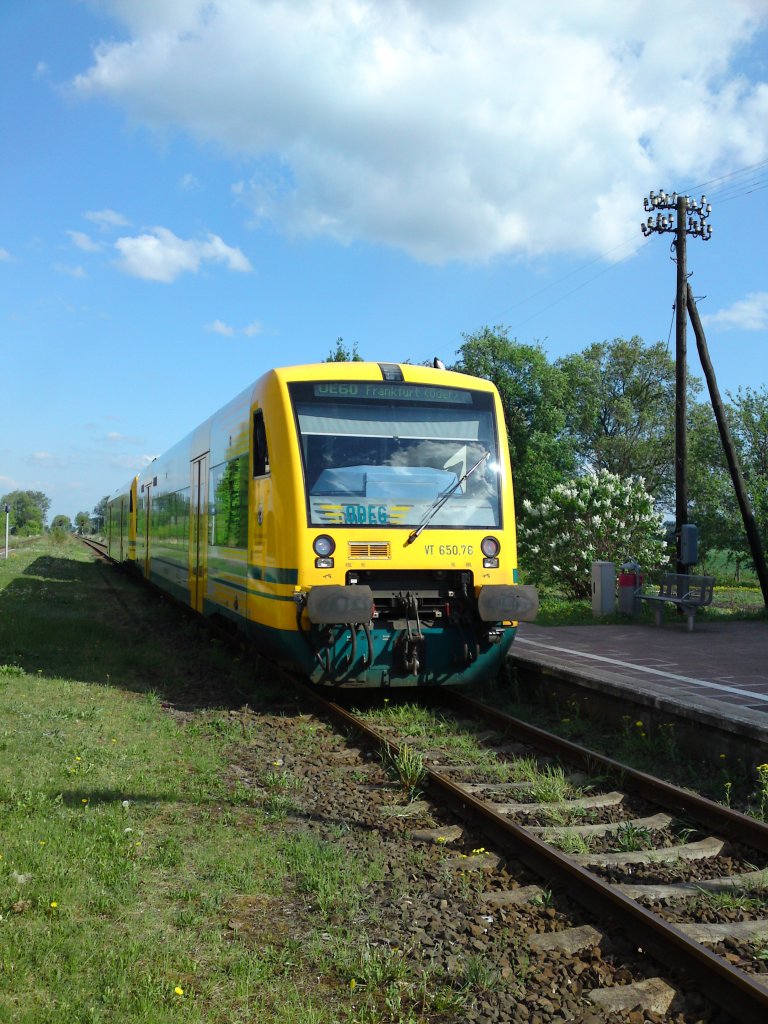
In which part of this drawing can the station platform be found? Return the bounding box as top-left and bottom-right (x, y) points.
(510, 619), (768, 759)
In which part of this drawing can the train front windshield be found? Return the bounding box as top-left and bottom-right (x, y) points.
(290, 380), (503, 529)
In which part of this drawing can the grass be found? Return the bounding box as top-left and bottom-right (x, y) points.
(0, 537), (465, 1023)
(534, 579), (765, 626)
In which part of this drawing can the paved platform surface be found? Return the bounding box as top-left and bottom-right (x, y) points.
(511, 619), (768, 745)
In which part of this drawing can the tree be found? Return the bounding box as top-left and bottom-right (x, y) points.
(51, 515), (73, 532)
(688, 387), (768, 573)
(450, 326), (577, 510)
(325, 338), (363, 362)
(0, 490), (51, 535)
(518, 470), (667, 599)
(74, 511), (91, 535)
(556, 337), (695, 506)
(93, 495), (109, 526)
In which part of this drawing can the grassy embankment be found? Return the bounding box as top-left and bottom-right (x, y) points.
(0, 538), (402, 1024)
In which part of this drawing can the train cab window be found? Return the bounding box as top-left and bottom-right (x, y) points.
(253, 410), (270, 477)
(289, 380), (503, 529)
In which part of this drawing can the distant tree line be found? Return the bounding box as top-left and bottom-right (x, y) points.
(1, 492), (109, 538)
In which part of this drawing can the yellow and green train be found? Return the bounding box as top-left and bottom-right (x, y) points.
(106, 361), (537, 686)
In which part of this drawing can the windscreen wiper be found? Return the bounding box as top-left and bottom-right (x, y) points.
(404, 451), (490, 546)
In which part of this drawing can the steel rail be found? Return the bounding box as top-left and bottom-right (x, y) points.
(304, 686), (768, 1024)
(439, 689), (768, 855)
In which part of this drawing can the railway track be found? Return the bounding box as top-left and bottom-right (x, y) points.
(81, 539), (768, 1019)
(305, 686), (768, 1022)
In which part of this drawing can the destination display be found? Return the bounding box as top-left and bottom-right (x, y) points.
(313, 382), (472, 404)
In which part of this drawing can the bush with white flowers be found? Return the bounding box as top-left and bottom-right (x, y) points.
(517, 470), (667, 599)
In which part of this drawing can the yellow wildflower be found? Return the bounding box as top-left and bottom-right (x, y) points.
(174, 986), (184, 996)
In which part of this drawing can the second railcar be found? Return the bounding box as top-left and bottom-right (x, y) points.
(106, 361), (537, 686)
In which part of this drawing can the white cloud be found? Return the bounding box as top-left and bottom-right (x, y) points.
(54, 262), (88, 278)
(701, 291), (768, 331)
(205, 319), (235, 336)
(114, 226), (252, 282)
(31, 451), (54, 461)
(179, 172), (201, 191)
(205, 318), (264, 337)
(71, 0), (768, 263)
(85, 208), (131, 230)
(0, 248), (12, 262)
(68, 230), (103, 252)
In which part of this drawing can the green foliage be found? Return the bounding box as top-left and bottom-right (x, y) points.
(381, 742), (427, 801)
(518, 470), (667, 598)
(450, 325), (577, 509)
(1, 489), (50, 534)
(556, 336), (692, 505)
(325, 337), (363, 362)
(93, 495), (109, 523)
(688, 386), (768, 569)
(210, 455), (249, 547)
(50, 515), (72, 532)
(74, 511), (91, 534)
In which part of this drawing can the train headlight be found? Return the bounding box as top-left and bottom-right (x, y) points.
(313, 534), (335, 567)
(481, 535), (500, 568)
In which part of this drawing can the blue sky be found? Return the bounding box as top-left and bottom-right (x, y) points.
(2, 0), (767, 523)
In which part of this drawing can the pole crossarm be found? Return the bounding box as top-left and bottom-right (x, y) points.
(641, 190), (713, 240)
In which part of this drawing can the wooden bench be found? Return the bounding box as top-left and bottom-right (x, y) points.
(638, 573), (715, 632)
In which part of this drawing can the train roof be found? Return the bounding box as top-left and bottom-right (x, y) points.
(267, 361), (497, 392)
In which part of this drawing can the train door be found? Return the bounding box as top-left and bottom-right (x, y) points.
(141, 481), (153, 578)
(190, 453), (209, 613)
(251, 410), (271, 607)
(118, 498), (125, 562)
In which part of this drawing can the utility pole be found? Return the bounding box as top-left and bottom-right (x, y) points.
(641, 190), (712, 574)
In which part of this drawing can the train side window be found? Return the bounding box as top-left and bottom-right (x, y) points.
(253, 409), (270, 477)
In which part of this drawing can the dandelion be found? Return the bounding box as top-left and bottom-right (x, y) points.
(720, 753), (727, 759)
(81, 798), (89, 804)
(349, 979), (356, 991)
(174, 986), (184, 997)
(49, 901), (58, 909)
(635, 720), (643, 727)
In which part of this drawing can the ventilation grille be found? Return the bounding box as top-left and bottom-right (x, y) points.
(348, 542), (391, 560)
